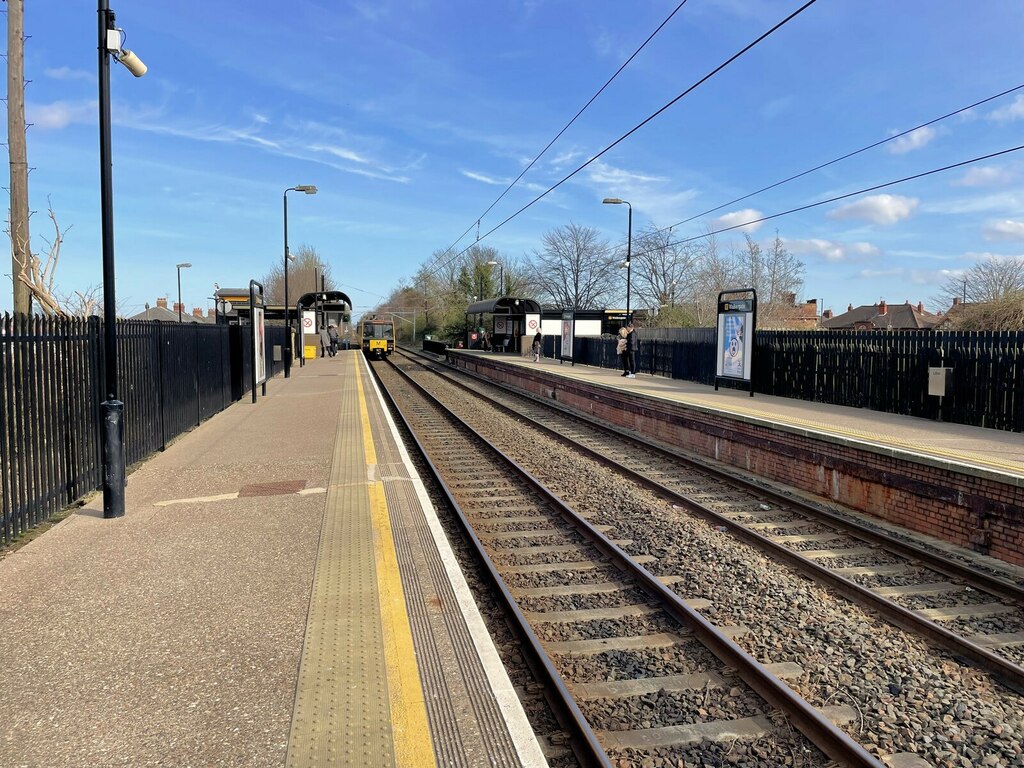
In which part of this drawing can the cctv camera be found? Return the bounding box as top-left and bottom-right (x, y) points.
(116, 49), (148, 77)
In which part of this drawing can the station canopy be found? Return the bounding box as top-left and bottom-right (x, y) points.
(466, 297), (541, 315)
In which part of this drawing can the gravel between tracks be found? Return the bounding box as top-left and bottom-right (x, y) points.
(414, 365), (1024, 767)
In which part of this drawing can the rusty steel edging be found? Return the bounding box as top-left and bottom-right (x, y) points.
(388, 353), (884, 768)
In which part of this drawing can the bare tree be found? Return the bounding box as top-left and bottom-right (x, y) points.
(12, 203), (66, 316)
(632, 224), (698, 322)
(61, 284), (102, 317)
(682, 228), (736, 326)
(741, 232), (805, 327)
(529, 222), (616, 310)
(933, 255), (1024, 309)
(5, 0), (31, 314)
(262, 244), (333, 305)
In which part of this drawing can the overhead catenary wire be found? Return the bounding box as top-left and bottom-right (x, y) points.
(657, 143), (1024, 250)
(427, 0), (821, 279)
(435, 0), (692, 265)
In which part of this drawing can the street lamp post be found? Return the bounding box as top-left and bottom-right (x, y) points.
(602, 198), (632, 317)
(176, 262), (191, 322)
(486, 260), (504, 297)
(97, 0), (146, 519)
(283, 185), (317, 378)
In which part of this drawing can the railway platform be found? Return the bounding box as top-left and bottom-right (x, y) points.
(447, 349), (1024, 572)
(0, 352), (547, 768)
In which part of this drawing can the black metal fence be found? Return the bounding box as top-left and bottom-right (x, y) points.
(548, 328), (1023, 432)
(1, 315), (289, 545)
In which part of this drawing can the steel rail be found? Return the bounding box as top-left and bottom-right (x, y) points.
(380, 355), (884, 768)
(398, 347), (1024, 693)
(369, 360), (613, 768)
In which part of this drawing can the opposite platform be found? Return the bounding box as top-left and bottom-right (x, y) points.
(0, 351), (546, 767)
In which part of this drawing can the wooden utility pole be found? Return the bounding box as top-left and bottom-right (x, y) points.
(6, 0), (32, 315)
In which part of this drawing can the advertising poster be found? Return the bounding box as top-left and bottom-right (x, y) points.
(253, 306), (267, 385)
(716, 309), (753, 381)
(560, 311), (574, 360)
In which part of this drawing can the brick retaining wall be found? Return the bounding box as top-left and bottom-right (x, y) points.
(452, 354), (1024, 567)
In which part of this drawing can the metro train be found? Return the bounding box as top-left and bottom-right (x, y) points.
(359, 318), (395, 358)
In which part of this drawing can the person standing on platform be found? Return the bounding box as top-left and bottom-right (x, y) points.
(532, 331), (543, 362)
(327, 323), (340, 356)
(625, 320), (638, 378)
(617, 324), (630, 376)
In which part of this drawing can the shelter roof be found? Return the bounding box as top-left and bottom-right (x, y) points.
(466, 297), (541, 314)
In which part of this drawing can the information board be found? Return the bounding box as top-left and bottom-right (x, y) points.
(253, 306), (267, 385)
(714, 290), (756, 396)
(559, 310), (574, 362)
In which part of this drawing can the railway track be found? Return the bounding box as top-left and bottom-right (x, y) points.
(378, 348), (1024, 766)
(372, 355), (888, 767)
(399, 348), (1024, 683)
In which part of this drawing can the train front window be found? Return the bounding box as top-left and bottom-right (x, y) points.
(363, 324), (394, 340)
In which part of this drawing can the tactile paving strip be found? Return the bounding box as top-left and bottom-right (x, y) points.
(286, 372), (393, 768)
(367, 371), (526, 767)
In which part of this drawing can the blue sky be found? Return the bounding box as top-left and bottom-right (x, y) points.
(7, 0), (1024, 317)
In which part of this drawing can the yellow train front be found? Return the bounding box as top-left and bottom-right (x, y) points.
(359, 319), (395, 358)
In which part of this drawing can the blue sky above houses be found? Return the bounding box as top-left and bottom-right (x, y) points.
(7, 0), (1024, 316)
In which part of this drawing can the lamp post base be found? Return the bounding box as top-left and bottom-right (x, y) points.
(101, 399), (126, 519)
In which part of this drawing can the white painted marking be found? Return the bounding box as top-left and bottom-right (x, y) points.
(297, 487), (327, 495)
(153, 492), (239, 507)
(363, 355), (549, 768)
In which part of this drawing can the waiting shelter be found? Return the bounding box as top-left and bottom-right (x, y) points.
(465, 297), (542, 354)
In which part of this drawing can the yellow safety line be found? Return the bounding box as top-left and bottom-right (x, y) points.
(355, 356), (437, 768)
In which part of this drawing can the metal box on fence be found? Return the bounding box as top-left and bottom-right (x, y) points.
(928, 367), (953, 397)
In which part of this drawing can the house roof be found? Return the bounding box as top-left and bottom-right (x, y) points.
(127, 306), (208, 323)
(822, 302), (941, 330)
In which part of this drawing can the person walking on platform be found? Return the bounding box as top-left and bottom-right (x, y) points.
(617, 324), (630, 376)
(532, 331), (543, 362)
(319, 326), (331, 358)
(327, 323), (340, 356)
(624, 320), (638, 378)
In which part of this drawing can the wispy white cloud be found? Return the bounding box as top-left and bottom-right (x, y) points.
(952, 165), (1013, 187)
(26, 99), (96, 130)
(886, 126), (936, 154)
(787, 238), (879, 262)
(44, 66), (95, 82)
(988, 94), (1024, 122)
(715, 209), (764, 233)
(462, 170), (504, 185)
(586, 160), (665, 187)
(310, 145), (370, 164)
(829, 194), (918, 225)
(982, 219), (1024, 242)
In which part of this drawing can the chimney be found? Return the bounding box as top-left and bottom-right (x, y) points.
(823, 309), (833, 320)
(878, 299), (887, 315)
(847, 303), (854, 312)
(952, 297), (961, 306)
(192, 307), (203, 318)
(173, 302), (184, 315)
(156, 297), (168, 309)
(207, 308), (216, 318)
(917, 301), (924, 313)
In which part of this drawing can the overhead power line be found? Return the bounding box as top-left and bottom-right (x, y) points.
(538, 82), (1024, 266)
(662, 82), (1024, 233)
(436, 0), (692, 264)
(659, 143), (1024, 249)
(428, 0), (820, 278)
